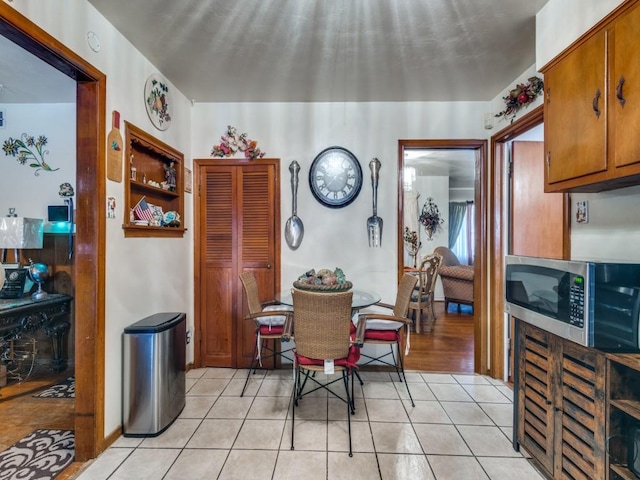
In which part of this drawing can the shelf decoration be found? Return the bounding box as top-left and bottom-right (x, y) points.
(211, 125), (265, 159)
(403, 227), (421, 268)
(419, 197), (444, 241)
(2, 133), (59, 175)
(495, 76), (544, 123)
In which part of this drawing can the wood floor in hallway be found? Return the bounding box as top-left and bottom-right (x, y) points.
(404, 301), (475, 373)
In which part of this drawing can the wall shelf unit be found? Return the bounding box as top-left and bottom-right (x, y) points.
(607, 353), (640, 480)
(123, 121), (185, 238)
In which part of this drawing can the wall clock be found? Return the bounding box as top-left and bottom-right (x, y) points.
(309, 146), (363, 208)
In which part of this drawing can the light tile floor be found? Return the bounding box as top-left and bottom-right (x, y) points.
(73, 368), (545, 480)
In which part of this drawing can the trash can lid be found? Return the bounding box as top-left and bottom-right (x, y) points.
(124, 312), (185, 334)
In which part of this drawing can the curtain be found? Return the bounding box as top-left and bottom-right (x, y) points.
(448, 201), (467, 249)
(465, 202), (475, 265)
(404, 190), (420, 237)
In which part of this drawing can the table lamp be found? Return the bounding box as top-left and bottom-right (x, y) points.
(0, 217), (44, 265)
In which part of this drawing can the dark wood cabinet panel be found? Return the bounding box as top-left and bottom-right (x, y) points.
(515, 321), (606, 479)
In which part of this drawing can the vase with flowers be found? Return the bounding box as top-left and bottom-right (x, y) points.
(419, 197), (444, 241)
(403, 227), (421, 268)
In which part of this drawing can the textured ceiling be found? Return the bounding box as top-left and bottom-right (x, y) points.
(87, 0), (550, 103)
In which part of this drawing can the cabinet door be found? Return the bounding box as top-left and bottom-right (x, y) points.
(554, 341), (606, 480)
(236, 164), (280, 368)
(197, 161), (280, 368)
(609, 2), (640, 169)
(545, 30), (607, 185)
(517, 322), (554, 474)
(199, 165), (236, 367)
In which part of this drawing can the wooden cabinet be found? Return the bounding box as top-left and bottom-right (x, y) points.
(195, 159), (281, 368)
(123, 121), (186, 238)
(515, 320), (607, 479)
(543, 0), (640, 192)
(607, 354), (640, 480)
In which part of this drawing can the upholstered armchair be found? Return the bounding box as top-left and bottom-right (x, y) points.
(433, 246), (474, 313)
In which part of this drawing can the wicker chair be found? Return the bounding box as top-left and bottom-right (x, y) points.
(353, 274), (418, 406)
(290, 289), (359, 456)
(408, 253), (443, 333)
(433, 246), (474, 313)
(239, 271), (294, 397)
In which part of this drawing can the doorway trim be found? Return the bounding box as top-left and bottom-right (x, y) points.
(0, 4), (106, 460)
(397, 139), (487, 374)
(489, 106), (545, 379)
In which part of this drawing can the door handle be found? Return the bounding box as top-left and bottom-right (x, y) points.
(592, 89), (601, 118)
(616, 76), (626, 107)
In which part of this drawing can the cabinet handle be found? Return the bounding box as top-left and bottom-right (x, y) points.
(546, 152), (550, 169)
(616, 76), (626, 107)
(266, 262), (272, 269)
(546, 87), (551, 104)
(592, 89), (601, 118)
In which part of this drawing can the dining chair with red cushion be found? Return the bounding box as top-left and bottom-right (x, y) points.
(354, 274), (418, 406)
(239, 271), (294, 397)
(290, 289), (359, 456)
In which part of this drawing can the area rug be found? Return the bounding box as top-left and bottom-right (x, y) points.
(33, 377), (75, 398)
(0, 429), (74, 479)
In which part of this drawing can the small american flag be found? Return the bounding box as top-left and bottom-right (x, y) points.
(133, 197), (154, 222)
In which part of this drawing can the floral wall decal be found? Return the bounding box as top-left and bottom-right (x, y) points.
(495, 76), (544, 123)
(211, 125), (265, 159)
(2, 133), (59, 175)
(419, 197), (444, 241)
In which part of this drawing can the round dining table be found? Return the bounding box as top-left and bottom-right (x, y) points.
(275, 288), (381, 312)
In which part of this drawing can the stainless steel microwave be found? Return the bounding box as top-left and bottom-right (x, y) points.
(505, 255), (640, 352)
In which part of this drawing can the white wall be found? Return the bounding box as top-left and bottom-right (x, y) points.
(0, 103), (76, 218)
(413, 176), (448, 299)
(536, 0), (626, 68)
(191, 101), (488, 304)
(7, 0), (195, 437)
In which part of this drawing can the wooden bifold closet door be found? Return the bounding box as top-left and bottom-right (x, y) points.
(195, 159), (281, 368)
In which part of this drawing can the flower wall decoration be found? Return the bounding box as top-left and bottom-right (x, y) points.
(419, 197), (444, 241)
(403, 226), (421, 267)
(2, 133), (59, 175)
(495, 76), (544, 123)
(211, 125), (266, 160)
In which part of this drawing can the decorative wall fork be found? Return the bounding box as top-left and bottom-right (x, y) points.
(367, 158), (383, 247)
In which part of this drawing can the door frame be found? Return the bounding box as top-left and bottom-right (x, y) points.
(0, 4), (106, 460)
(397, 139), (487, 374)
(489, 105), (571, 380)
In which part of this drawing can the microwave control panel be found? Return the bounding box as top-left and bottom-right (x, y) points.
(569, 275), (585, 327)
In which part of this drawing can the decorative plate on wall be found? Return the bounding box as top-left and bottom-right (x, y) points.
(144, 73), (172, 131)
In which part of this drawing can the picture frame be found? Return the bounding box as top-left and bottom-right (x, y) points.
(0, 267), (27, 299)
(184, 167), (192, 194)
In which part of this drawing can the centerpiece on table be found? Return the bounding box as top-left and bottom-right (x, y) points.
(293, 267), (352, 292)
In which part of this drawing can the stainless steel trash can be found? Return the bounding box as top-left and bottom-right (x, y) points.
(123, 312), (186, 436)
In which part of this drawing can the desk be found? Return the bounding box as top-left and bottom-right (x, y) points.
(0, 294), (72, 373)
(276, 289), (381, 312)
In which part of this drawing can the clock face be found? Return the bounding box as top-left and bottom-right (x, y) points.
(309, 147), (363, 208)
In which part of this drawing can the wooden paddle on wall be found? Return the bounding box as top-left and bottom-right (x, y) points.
(107, 110), (123, 182)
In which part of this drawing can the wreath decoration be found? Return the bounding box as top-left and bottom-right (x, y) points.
(495, 76), (544, 123)
(211, 125), (265, 160)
